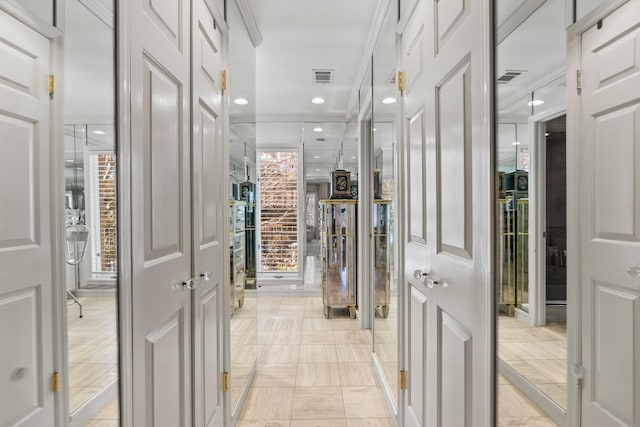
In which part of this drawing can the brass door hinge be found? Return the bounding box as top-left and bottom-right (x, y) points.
(400, 370), (407, 390)
(397, 71), (405, 92)
(48, 74), (55, 97)
(221, 70), (227, 91)
(52, 372), (60, 392)
(222, 371), (229, 393)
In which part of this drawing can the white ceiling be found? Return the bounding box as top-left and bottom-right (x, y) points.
(61, 0), (570, 180)
(245, 0), (385, 181)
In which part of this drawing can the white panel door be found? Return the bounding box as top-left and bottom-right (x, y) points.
(0, 10), (54, 427)
(130, 0), (193, 424)
(400, 0), (493, 426)
(192, 0), (226, 426)
(579, 2), (640, 425)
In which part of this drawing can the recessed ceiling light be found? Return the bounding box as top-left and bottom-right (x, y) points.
(93, 130), (106, 135)
(373, 128), (377, 131)
(233, 98), (249, 105)
(382, 97), (396, 104)
(315, 168), (320, 172)
(512, 141), (521, 145)
(313, 155), (320, 159)
(527, 99), (544, 106)
(313, 127), (323, 132)
(66, 159), (74, 163)
(545, 132), (550, 137)
(312, 97), (325, 104)
(351, 156), (357, 159)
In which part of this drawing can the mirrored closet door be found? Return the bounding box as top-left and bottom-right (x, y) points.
(63, 0), (119, 424)
(371, 0), (399, 413)
(495, 0), (568, 425)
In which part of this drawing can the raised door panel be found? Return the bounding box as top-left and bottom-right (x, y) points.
(408, 110), (427, 244)
(436, 59), (472, 259)
(0, 10), (53, 427)
(407, 287), (428, 427)
(200, 287), (221, 423)
(435, 0), (469, 51)
(146, 312), (187, 426)
(0, 117), (37, 248)
(0, 289), (42, 426)
(198, 106), (221, 246)
(143, 57), (184, 260)
(439, 310), (472, 427)
(144, 0), (183, 50)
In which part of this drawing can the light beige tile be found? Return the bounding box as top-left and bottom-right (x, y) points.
(334, 330), (372, 345)
(291, 386), (345, 419)
(536, 383), (567, 409)
(335, 345), (371, 363)
(302, 318), (334, 331)
(254, 364), (298, 387)
(346, 419), (395, 427)
(498, 417), (559, 426)
(260, 345), (301, 364)
(237, 420), (291, 427)
(83, 420), (119, 427)
(338, 363), (377, 386)
(241, 387), (295, 420)
(291, 420), (347, 427)
(497, 385), (545, 419)
(301, 330), (335, 344)
(296, 363), (341, 386)
(331, 319), (360, 331)
(298, 345), (338, 363)
(342, 386), (389, 419)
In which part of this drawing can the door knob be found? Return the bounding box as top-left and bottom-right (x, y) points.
(413, 269), (428, 281)
(200, 271), (212, 281)
(628, 266), (640, 278)
(182, 278), (199, 290)
(413, 269), (443, 288)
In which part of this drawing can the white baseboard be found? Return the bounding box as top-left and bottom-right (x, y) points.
(69, 379), (118, 427)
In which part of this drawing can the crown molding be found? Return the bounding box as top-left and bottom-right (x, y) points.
(234, 0), (262, 47)
(78, 0), (114, 29)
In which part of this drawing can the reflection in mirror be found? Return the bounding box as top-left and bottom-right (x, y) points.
(496, 0), (568, 425)
(371, 0), (398, 409)
(63, 0), (118, 422)
(228, 0), (258, 417)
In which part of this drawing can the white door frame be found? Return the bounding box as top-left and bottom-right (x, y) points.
(565, 1), (632, 426)
(528, 106), (567, 327)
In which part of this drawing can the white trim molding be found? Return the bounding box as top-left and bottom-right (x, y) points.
(234, 0), (262, 47)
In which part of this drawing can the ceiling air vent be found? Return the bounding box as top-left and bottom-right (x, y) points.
(316, 138), (326, 142)
(497, 70), (526, 84)
(313, 69), (334, 84)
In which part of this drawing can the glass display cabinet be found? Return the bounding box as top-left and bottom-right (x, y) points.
(229, 200), (246, 309)
(319, 199), (357, 319)
(497, 171), (529, 315)
(374, 199), (391, 318)
(240, 181), (256, 289)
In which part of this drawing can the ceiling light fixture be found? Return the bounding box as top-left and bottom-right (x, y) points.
(233, 98), (249, 105)
(512, 141), (520, 145)
(312, 97), (325, 104)
(315, 168), (320, 172)
(373, 128), (377, 131)
(545, 132), (550, 137)
(93, 130), (106, 135)
(527, 99), (544, 106)
(382, 97), (396, 104)
(313, 127), (323, 132)
(313, 155), (320, 159)
(351, 156), (357, 159)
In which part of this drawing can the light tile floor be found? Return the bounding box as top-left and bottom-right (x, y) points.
(497, 375), (558, 426)
(238, 295), (394, 427)
(498, 314), (567, 410)
(67, 295), (118, 414)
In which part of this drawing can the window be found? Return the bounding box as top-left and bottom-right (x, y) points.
(259, 151), (300, 272)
